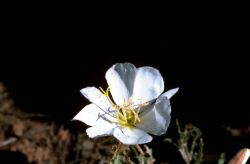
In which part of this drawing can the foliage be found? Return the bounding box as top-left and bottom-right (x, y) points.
(112, 144), (154, 164)
(164, 119), (204, 164)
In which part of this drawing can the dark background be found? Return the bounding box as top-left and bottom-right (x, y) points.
(1, 10), (249, 162)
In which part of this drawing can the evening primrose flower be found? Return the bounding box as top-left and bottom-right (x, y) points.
(73, 63), (178, 145)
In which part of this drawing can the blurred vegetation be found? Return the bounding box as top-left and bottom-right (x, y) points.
(164, 119), (204, 164)
(1, 82), (249, 163)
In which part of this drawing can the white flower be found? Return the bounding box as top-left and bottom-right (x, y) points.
(73, 63), (178, 145)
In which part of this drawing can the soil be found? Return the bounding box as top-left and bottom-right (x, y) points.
(0, 82), (113, 164)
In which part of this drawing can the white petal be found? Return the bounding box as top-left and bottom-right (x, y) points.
(132, 66), (164, 104)
(137, 96), (171, 135)
(105, 63), (136, 105)
(80, 87), (112, 111)
(72, 104), (113, 126)
(243, 149), (250, 164)
(113, 127), (152, 145)
(86, 124), (115, 138)
(162, 88), (179, 99)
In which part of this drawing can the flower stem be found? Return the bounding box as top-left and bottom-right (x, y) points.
(135, 144), (145, 156)
(112, 142), (123, 160)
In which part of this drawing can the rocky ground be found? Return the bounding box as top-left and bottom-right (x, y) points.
(0, 82), (114, 164)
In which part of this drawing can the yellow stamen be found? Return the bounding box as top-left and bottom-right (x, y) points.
(99, 86), (145, 128)
(99, 86), (115, 106)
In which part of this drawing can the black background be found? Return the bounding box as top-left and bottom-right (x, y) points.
(1, 9), (249, 162)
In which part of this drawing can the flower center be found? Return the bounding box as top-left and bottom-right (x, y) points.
(99, 86), (142, 127)
(116, 102), (141, 127)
